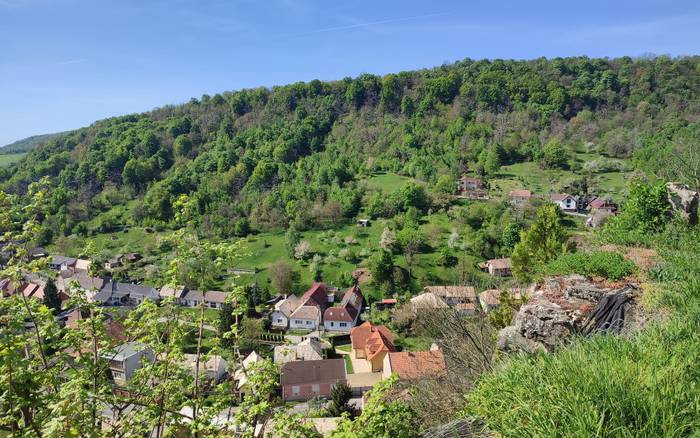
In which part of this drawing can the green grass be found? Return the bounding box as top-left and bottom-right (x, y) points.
(344, 353), (354, 374)
(177, 307), (221, 324)
(490, 153), (631, 202)
(238, 211), (489, 299)
(336, 344), (352, 353)
(363, 172), (421, 194)
(0, 152), (27, 167)
(465, 226), (700, 437)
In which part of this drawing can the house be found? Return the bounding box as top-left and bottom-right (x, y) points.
(485, 258), (512, 276)
(179, 290), (228, 309)
(280, 358), (346, 401)
(159, 285), (189, 303)
(289, 283), (331, 330)
(350, 322), (395, 372)
(423, 286), (476, 307)
(356, 219), (370, 227)
(550, 193), (578, 212)
(124, 252), (142, 263)
(588, 197), (618, 213)
(64, 308), (126, 342)
(457, 176), (485, 193)
(22, 282), (45, 301)
(274, 337), (324, 364)
(508, 189), (532, 207)
(0, 278), (24, 297)
(454, 302), (477, 316)
(270, 295), (301, 329)
(478, 289), (502, 313)
(586, 210), (614, 228)
(100, 281), (160, 306)
(382, 345), (447, 381)
(182, 354), (228, 384)
(234, 351), (264, 395)
(374, 298), (397, 311)
(74, 259), (92, 273)
(410, 292), (449, 312)
(100, 342), (154, 385)
(478, 288), (524, 313)
(104, 256), (122, 271)
(49, 255), (77, 271)
(323, 285), (363, 332)
(57, 272), (106, 302)
(29, 247), (49, 259)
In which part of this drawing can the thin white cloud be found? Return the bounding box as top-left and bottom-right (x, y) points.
(55, 59), (85, 66)
(283, 12), (449, 37)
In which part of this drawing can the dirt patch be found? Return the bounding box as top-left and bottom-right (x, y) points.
(352, 268), (372, 284)
(600, 244), (659, 270)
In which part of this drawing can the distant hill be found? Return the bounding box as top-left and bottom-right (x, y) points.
(2, 56), (699, 239)
(0, 132), (64, 154)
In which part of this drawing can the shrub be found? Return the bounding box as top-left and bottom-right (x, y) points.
(542, 251), (636, 280)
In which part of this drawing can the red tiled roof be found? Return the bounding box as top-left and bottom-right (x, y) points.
(509, 189), (532, 198)
(487, 258), (512, 270)
(364, 329), (395, 360)
(550, 193), (573, 202)
(387, 350), (447, 380)
(350, 321), (395, 350)
(22, 282), (44, 300)
(323, 285), (363, 322)
(300, 282), (329, 308)
(378, 298), (397, 305)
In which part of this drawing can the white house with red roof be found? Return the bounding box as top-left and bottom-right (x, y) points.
(323, 285), (363, 332)
(289, 282), (332, 330)
(550, 193), (578, 212)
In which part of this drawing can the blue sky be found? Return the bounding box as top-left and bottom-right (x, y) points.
(1, 0), (699, 146)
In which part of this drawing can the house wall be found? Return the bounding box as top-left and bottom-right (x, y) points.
(556, 199), (577, 211)
(369, 353), (386, 372)
(282, 380), (338, 401)
(270, 311), (289, 328)
(324, 320), (352, 332)
(353, 348), (365, 359)
(382, 355), (392, 380)
(289, 318), (318, 330)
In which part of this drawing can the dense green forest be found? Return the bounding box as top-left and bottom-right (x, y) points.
(0, 132), (63, 154)
(3, 56), (699, 243)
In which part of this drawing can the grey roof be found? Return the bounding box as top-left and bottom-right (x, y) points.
(101, 342), (151, 361)
(51, 255), (77, 266)
(181, 289), (228, 304)
(101, 281), (159, 300)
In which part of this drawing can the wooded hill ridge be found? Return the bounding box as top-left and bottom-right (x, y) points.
(2, 56), (699, 239)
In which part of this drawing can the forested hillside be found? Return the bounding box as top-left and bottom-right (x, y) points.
(0, 132), (63, 154)
(3, 56), (699, 242)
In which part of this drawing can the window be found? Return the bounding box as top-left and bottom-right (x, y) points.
(306, 320), (311, 325)
(330, 322), (334, 327)
(292, 386), (300, 396)
(340, 322), (347, 327)
(311, 384), (320, 394)
(276, 319), (283, 324)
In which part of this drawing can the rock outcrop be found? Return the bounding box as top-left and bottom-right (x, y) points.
(667, 182), (699, 225)
(498, 275), (638, 354)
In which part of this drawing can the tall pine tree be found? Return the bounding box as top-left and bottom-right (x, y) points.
(43, 277), (61, 313)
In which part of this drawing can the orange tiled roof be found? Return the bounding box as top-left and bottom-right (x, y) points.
(387, 349), (446, 380)
(364, 329), (395, 360)
(350, 321), (394, 350)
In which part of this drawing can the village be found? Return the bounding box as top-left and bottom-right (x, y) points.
(0, 174), (625, 436)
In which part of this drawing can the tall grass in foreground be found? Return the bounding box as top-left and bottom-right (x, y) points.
(465, 224), (700, 437)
